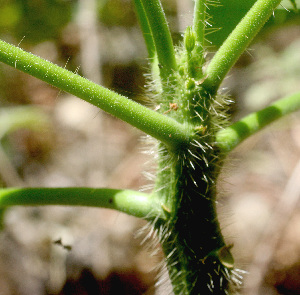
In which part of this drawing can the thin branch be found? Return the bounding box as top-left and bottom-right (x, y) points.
(216, 92), (300, 153)
(193, 0), (206, 69)
(203, 0), (282, 95)
(0, 146), (25, 187)
(0, 187), (165, 220)
(0, 106), (49, 186)
(0, 40), (191, 149)
(133, 0), (161, 87)
(139, 0), (177, 81)
(133, 0), (156, 60)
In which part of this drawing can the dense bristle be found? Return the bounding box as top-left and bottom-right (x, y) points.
(136, 8), (245, 293)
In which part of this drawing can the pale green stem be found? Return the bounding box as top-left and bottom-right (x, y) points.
(132, 0), (161, 90)
(193, 0), (206, 70)
(203, 0), (282, 95)
(0, 187), (165, 220)
(0, 39), (191, 150)
(139, 0), (177, 82)
(133, 0), (156, 60)
(216, 92), (300, 153)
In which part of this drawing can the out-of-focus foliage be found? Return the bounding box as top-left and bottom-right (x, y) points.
(1, 0), (298, 51)
(0, 0), (73, 43)
(0, 2), (21, 29)
(99, 0), (137, 27)
(207, 0), (300, 47)
(243, 39), (300, 111)
(288, 0), (298, 11)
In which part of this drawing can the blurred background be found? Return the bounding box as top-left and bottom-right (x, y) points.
(0, 0), (299, 294)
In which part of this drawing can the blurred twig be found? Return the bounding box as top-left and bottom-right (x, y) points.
(0, 146), (24, 187)
(0, 106), (50, 187)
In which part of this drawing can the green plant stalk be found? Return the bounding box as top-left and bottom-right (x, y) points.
(132, 0), (161, 90)
(152, 93), (231, 293)
(0, 39), (190, 150)
(154, 155), (229, 295)
(216, 92), (300, 153)
(133, 0), (156, 60)
(147, 1), (293, 294)
(183, 26), (202, 81)
(158, 92), (300, 294)
(192, 0), (206, 74)
(193, 0), (206, 50)
(137, 0), (179, 107)
(139, 0), (177, 81)
(150, 5), (232, 295)
(0, 0), (299, 294)
(203, 0), (283, 95)
(0, 187), (164, 220)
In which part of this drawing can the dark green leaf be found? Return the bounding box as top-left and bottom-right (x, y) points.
(206, 0), (300, 47)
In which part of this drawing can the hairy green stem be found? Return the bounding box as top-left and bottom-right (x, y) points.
(0, 39), (190, 150)
(193, 0), (206, 47)
(192, 0), (206, 72)
(0, 187), (165, 220)
(133, 0), (161, 89)
(0, 1), (298, 294)
(216, 92), (300, 152)
(133, 0), (156, 60)
(203, 0), (282, 95)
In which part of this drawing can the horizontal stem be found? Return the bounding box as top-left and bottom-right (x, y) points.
(0, 187), (165, 220)
(0, 40), (190, 149)
(203, 0), (282, 95)
(216, 92), (300, 153)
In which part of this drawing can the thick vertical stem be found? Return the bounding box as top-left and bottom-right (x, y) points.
(154, 141), (231, 295)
